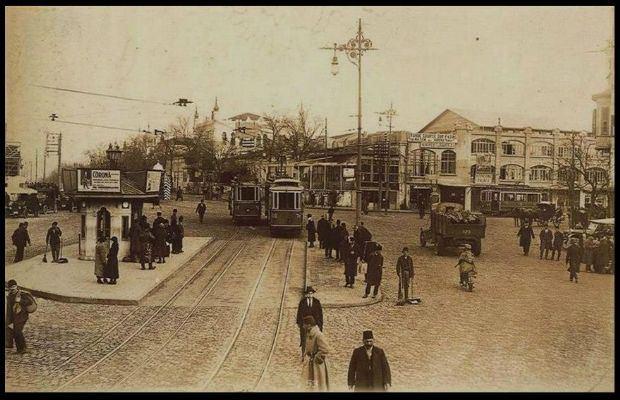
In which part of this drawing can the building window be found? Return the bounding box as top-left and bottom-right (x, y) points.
(557, 146), (570, 158)
(471, 138), (496, 154)
(529, 165), (552, 181)
(586, 167), (607, 184)
(501, 141), (524, 156)
(499, 164), (524, 181)
(530, 142), (554, 157)
(557, 167), (571, 183)
(311, 165), (325, 189)
(412, 149), (436, 176)
(122, 216), (130, 240)
(440, 150), (456, 174)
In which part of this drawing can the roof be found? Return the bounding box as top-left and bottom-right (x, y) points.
(121, 178), (144, 195)
(421, 108), (584, 132)
(228, 113), (262, 121)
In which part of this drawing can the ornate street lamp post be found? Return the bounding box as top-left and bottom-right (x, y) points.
(321, 18), (378, 226)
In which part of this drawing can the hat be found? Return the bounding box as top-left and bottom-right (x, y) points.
(307, 214), (312, 218)
(402, 247), (409, 252)
(302, 315), (316, 326)
(363, 330), (374, 340)
(304, 286), (316, 294)
(463, 244), (472, 250)
(7, 279), (17, 288)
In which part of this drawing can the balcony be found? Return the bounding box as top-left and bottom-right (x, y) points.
(595, 135), (612, 150)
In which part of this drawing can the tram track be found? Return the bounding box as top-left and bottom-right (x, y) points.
(51, 228), (249, 391)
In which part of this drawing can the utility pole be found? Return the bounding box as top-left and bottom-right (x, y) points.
(56, 133), (62, 212)
(324, 118), (328, 159)
(43, 149), (46, 181)
(35, 149), (38, 182)
(377, 103), (397, 214)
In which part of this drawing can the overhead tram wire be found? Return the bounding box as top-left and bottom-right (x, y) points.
(39, 118), (143, 133)
(31, 84), (174, 106)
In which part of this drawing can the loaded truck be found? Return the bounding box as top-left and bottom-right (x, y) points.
(420, 202), (486, 256)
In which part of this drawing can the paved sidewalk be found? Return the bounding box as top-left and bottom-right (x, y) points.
(305, 243), (383, 308)
(4, 237), (212, 305)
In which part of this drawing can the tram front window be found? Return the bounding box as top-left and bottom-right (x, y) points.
(278, 193), (295, 210)
(239, 187), (256, 201)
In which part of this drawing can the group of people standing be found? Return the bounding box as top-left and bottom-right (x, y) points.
(296, 286), (392, 392)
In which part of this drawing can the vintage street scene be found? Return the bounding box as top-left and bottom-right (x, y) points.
(4, 6), (614, 392)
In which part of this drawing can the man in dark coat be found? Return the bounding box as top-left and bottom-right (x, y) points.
(551, 228), (564, 261)
(343, 237), (358, 288)
(153, 212), (166, 229)
(129, 217), (142, 262)
(12, 222), (31, 263)
(324, 221), (336, 259)
(46, 221), (62, 262)
(594, 236), (611, 274)
(196, 199), (207, 223)
(153, 222), (168, 263)
(104, 236), (119, 284)
(175, 187), (183, 201)
(306, 214), (316, 248)
(338, 222), (350, 264)
(354, 222), (372, 261)
(170, 209), (179, 228)
(348, 330), (391, 392)
(327, 206), (335, 221)
(296, 286), (323, 357)
(396, 247), (414, 303)
(566, 238), (582, 283)
(516, 222), (535, 255)
(5, 279), (35, 354)
(317, 215), (329, 249)
(417, 198), (425, 219)
(334, 220), (342, 261)
(364, 244), (384, 299)
(539, 225), (554, 260)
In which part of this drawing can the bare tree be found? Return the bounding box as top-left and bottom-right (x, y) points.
(262, 112), (287, 162)
(281, 106), (323, 161)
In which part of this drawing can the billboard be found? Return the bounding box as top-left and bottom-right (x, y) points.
(409, 133), (456, 148)
(77, 169), (121, 192)
(145, 170), (162, 193)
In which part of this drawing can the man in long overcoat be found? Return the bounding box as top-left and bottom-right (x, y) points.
(594, 235), (611, 274)
(94, 237), (108, 284)
(334, 220), (342, 261)
(46, 221), (62, 262)
(343, 238), (358, 288)
(364, 245), (384, 299)
(565, 238), (582, 283)
(195, 199), (207, 224)
(12, 222), (31, 263)
(551, 228), (564, 261)
(354, 222), (372, 261)
(300, 315), (330, 392)
(317, 215), (328, 249)
(338, 222), (350, 264)
(348, 330), (391, 392)
(539, 225), (554, 260)
(306, 215), (316, 248)
(324, 221), (336, 259)
(396, 247), (414, 303)
(296, 286), (323, 357)
(517, 222), (535, 255)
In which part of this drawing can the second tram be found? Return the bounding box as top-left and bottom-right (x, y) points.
(229, 182), (264, 224)
(266, 178), (304, 236)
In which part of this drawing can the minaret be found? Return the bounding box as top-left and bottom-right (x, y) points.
(211, 97), (219, 121)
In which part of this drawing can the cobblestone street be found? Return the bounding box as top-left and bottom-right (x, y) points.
(4, 201), (614, 392)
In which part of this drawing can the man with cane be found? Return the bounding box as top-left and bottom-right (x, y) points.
(396, 247), (414, 306)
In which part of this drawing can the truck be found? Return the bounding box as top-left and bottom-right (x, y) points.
(419, 202), (487, 256)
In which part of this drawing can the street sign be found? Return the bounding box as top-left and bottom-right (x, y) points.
(410, 132), (456, 149)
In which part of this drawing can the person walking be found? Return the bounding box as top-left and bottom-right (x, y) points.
(327, 206), (334, 222)
(104, 237), (119, 285)
(565, 238), (582, 283)
(174, 216), (185, 254)
(324, 221), (335, 259)
(551, 228), (564, 261)
(317, 215), (328, 249)
(12, 222), (31, 263)
(347, 330), (391, 392)
(364, 244), (384, 299)
(396, 247), (414, 304)
(129, 217), (142, 262)
(343, 237), (358, 288)
(5, 280), (36, 354)
(94, 237), (109, 284)
(306, 214), (316, 248)
(583, 235), (597, 272)
(517, 222), (535, 255)
(46, 221), (63, 262)
(196, 199), (207, 223)
(175, 187), (184, 201)
(296, 287), (323, 357)
(139, 228), (156, 270)
(300, 315), (330, 392)
(539, 225), (554, 260)
(594, 235), (611, 274)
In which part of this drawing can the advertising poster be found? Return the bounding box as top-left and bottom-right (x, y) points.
(145, 170), (162, 193)
(77, 169), (121, 192)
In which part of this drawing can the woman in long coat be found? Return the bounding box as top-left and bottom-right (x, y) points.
(300, 316), (329, 391)
(94, 237), (109, 284)
(104, 236), (119, 284)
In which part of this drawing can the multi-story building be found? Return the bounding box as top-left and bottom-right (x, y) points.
(591, 86), (614, 216)
(413, 108), (608, 213)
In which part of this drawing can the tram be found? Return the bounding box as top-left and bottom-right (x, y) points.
(229, 182), (264, 224)
(266, 177), (304, 236)
(479, 189), (546, 215)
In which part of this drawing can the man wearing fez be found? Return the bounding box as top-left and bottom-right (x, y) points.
(347, 330), (391, 392)
(296, 286), (323, 358)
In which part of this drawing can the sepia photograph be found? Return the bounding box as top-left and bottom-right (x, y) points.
(4, 6), (615, 392)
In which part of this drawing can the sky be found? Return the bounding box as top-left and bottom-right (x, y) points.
(5, 6), (614, 177)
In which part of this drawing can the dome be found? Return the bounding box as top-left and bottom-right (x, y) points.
(152, 161), (165, 171)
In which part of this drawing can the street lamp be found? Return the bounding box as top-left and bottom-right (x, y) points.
(106, 142), (123, 169)
(321, 18), (378, 226)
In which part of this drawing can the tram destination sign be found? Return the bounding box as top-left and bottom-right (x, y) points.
(409, 132), (456, 149)
(77, 169), (121, 192)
